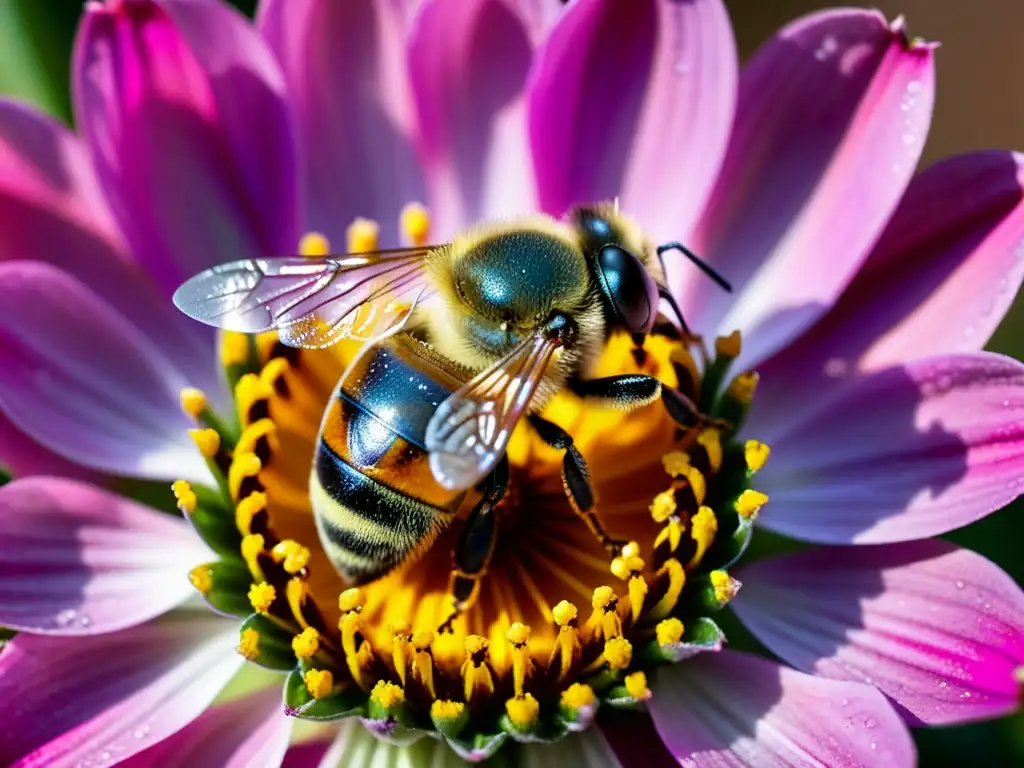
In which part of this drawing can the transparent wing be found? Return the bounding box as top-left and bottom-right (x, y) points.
(425, 329), (560, 491)
(171, 247), (435, 348)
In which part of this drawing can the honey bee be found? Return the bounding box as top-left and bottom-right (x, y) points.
(173, 203), (730, 624)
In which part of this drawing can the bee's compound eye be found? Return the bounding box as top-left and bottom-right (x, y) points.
(595, 245), (659, 335)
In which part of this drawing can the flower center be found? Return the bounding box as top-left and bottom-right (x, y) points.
(173, 208), (771, 758)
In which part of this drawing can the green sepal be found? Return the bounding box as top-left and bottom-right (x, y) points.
(0, 464), (11, 487)
(499, 708), (574, 745)
(283, 667), (366, 721)
(430, 705), (470, 740)
(0, 626), (15, 650)
(698, 350), (735, 413)
(680, 571), (737, 614)
(443, 731), (509, 763)
(701, 513), (754, 572)
(195, 560), (253, 618)
(583, 667), (620, 693)
(557, 698), (599, 734)
(639, 616), (725, 666)
(185, 505), (243, 561)
(603, 686), (647, 710)
(239, 613), (297, 671)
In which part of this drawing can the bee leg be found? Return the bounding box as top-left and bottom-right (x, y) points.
(527, 414), (628, 557)
(438, 458), (509, 634)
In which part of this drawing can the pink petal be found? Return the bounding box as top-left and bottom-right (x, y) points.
(258, 0), (424, 248)
(318, 720), (466, 765)
(122, 686), (291, 768)
(649, 649), (915, 767)
(280, 739), (334, 768)
(407, 0), (558, 237)
(681, 10), (934, 369)
(753, 352), (1024, 544)
(519, 729), (622, 768)
(0, 416), (102, 482)
(0, 477), (207, 635)
(528, 0), (737, 242)
(733, 541), (1024, 726)
(0, 261), (207, 481)
(0, 611), (244, 768)
(0, 100), (220, 396)
(73, 0), (299, 294)
(752, 151), (1024, 430)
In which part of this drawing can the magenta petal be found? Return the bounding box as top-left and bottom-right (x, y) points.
(407, 0), (552, 236)
(0, 611), (243, 768)
(258, 0), (424, 248)
(0, 416), (101, 482)
(733, 541), (1024, 726)
(649, 649), (915, 767)
(683, 10), (934, 369)
(0, 477), (207, 635)
(280, 739), (334, 768)
(122, 686), (290, 768)
(754, 352), (1024, 544)
(528, 0), (737, 240)
(73, 0), (299, 294)
(0, 262), (207, 481)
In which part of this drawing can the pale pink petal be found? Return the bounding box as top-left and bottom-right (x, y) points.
(649, 649), (915, 767)
(0, 261), (208, 481)
(528, 0), (737, 244)
(733, 541), (1024, 726)
(407, 0), (559, 236)
(281, 739), (334, 768)
(73, 0), (299, 294)
(0, 416), (101, 482)
(519, 729), (622, 768)
(122, 686), (291, 768)
(0, 611), (244, 768)
(753, 353), (1024, 544)
(682, 10), (934, 370)
(751, 151), (1024, 434)
(258, 0), (424, 249)
(317, 720), (465, 766)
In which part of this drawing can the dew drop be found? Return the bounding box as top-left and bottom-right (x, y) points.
(133, 724), (151, 740)
(955, 580), (965, 589)
(56, 609), (77, 627)
(870, 742), (877, 751)
(864, 717), (878, 729)
(841, 698), (850, 707)
(961, 691), (972, 699)
(79, 614), (92, 628)
(907, 80), (923, 94)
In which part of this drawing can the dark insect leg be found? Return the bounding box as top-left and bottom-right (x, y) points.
(570, 374), (662, 411)
(438, 458), (509, 633)
(528, 414), (627, 557)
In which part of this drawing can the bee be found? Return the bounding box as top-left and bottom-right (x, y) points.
(173, 203), (730, 624)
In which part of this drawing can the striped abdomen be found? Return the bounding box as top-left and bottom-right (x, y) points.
(310, 334), (468, 583)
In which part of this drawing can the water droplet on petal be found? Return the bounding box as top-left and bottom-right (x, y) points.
(955, 580), (965, 589)
(864, 717), (878, 729)
(56, 609), (77, 627)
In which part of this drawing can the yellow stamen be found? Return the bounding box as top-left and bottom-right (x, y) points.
(254, 331), (279, 364)
(411, 631), (437, 699)
(560, 682), (595, 711)
(621, 541), (641, 560)
(432, 700), (465, 720)
(552, 600), (577, 626)
(585, 586), (622, 642)
(259, 357), (290, 393)
(189, 428), (220, 460)
(228, 453), (262, 503)
(683, 466), (706, 505)
(292, 627), (320, 659)
(603, 637), (632, 670)
(171, 480), (197, 514)
(462, 635), (495, 702)
(286, 578), (312, 630)
(219, 332), (251, 368)
(370, 680), (405, 709)
(649, 489), (676, 523)
(624, 671), (651, 700)
(728, 371), (759, 404)
(662, 451), (691, 477)
(611, 556), (648, 624)
(550, 601), (580, 682)
(299, 231), (331, 258)
(650, 559), (686, 620)
(628, 575), (648, 624)
(715, 330), (742, 358)
(710, 570), (739, 605)
(654, 519), (685, 554)
(236, 418), (279, 459)
(507, 623), (533, 698)
(505, 694), (539, 729)
(656, 617), (684, 647)
(735, 489), (769, 519)
(234, 374), (273, 428)
(339, 611), (369, 691)
(304, 669), (334, 700)
(391, 624), (410, 686)
(248, 582), (276, 615)
(346, 218), (379, 253)
(179, 387), (207, 420)
(339, 588), (365, 614)
(744, 440), (771, 473)
(240, 533), (265, 579)
(697, 429), (723, 472)
(400, 202), (431, 246)
(271, 539), (311, 575)
(237, 627), (260, 660)
(235, 491), (267, 536)
(689, 505), (718, 568)
(188, 564), (213, 595)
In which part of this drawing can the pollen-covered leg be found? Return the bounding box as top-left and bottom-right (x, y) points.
(570, 374), (662, 411)
(438, 459), (509, 634)
(528, 414), (627, 557)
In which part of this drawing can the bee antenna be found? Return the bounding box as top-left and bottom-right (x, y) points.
(656, 242), (732, 293)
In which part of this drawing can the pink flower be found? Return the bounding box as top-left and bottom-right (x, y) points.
(0, 0), (1022, 766)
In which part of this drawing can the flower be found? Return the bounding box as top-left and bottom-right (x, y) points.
(1, 0), (1024, 766)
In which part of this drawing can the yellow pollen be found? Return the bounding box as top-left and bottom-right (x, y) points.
(371, 680), (405, 709)
(553, 600), (578, 626)
(649, 490), (676, 523)
(625, 671), (652, 701)
(651, 559), (686, 620)
(248, 582), (276, 615)
(683, 466), (707, 505)
(304, 669), (334, 700)
(656, 617), (685, 646)
(611, 555), (644, 581)
(627, 575), (648, 623)
(654, 519), (686, 554)
(346, 218), (379, 253)
(744, 440), (771, 472)
(507, 622), (531, 646)
(286, 578), (312, 630)
(506, 624), (533, 697)
(621, 541), (641, 560)
(339, 588), (365, 613)
(728, 371), (759, 404)
(505, 694), (539, 729)
(735, 489), (769, 519)
(465, 635), (488, 656)
(188, 564), (213, 595)
(711, 570), (739, 604)
(189, 428), (220, 459)
(237, 627), (260, 660)
(662, 451), (691, 477)
(592, 585), (615, 610)
(241, 533), (265, 567)
(689, 505), (718, 567)
(715, 330), (742, 358)
(411, 631), (437, 699)
(237, 419), (279, 458)
(697, 429), (723, 472)
(292, 627), (320, 659)
(462, 636), (495, 702)
(271, 539), (311, 574)
(299, 231), (331, 258)
(179, 387), (207, 419)
(253, 332), (279, 363)
(431, 700), (465, 721)
(400, 202), (431, 246)
(234, 374), (274, 428)
(604, 637), (633, 670)
(171, 480), (197, 514)
(560, 683), (595, 710)
(228, 452), (262, 502)
(235, 492), (267, 535)
(219, 332), (250, 368)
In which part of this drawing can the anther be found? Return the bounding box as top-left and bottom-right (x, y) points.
(621, 541), (641, 560)
(506, 623), (533, 698)
(650, 559), (686, 620)
(431, 700), (469, 739)
(462, 635), (495, 702)
(240, 533), (266, 579)
(710, 570), (741, 607)
(370, 680), (405, 710)
(234, 374), (273, 428)
(682, 466), (707, 505)
(735, 489), (769, 519)
(271, 539), (310, 574)
(237, 627), (260, 660)
(400, 202), (431, 246)
(654, 519), (685, 554)
(585, 587), (622, 642)
(189, 428), (220, 460)
(624, 671), (651, 701)
(346, 218), (380, 253)
(219, 331), (251, 369)
(560, 682), (595, 711)
(292, 627), (320, 659)
(248, 582), (276, 615)
(505, 693), (539, 731)
(649, 489), (676, 523)
(656, 617), (684, 647)
(179, 387), (208, 420)
(551, 601), (581, 682)
(662, 451), (691, 478)
(228, 452), (262, 502)
(411, 631), (437, 700)
(744, 440), (771, 473)
(391, 623), (410, 686)
(339, 588), (365, 614)
(727, 371), (759, 404)
(715, 330), (742, 359)
(286, 578), (313, 630)
(188, 564), (213, 595)
(304, 669), (334, 700)
(235, 491), (267, 536)
(172, 480), (197, 514)
(697, 428), (723, 472)
(689, 506), (718, 568)
(340, 611), (369, 691)
(603, 637), (633, 670)
(237, 419), (279, 463)
(299, 231), (331, 258)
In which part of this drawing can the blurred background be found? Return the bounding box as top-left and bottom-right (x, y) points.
(1, 0), (1021, 763)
